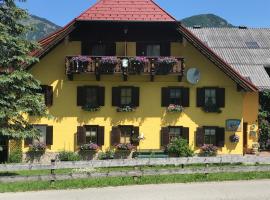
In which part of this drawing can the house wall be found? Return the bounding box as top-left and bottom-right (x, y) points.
(26, 39), (258, 155)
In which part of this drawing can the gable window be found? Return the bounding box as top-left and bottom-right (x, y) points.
(264, 66), (270, 77)
(77, 125), (104, 147)
(160, 126), (189, 147)
(196, 127), (225, 147)
(25, 125), (53, 146)
(77, 86), (105, 109)
(161, 87), (189, 107)
(205, 88), (216, 105)
(112, 87), (140, 108)
(111, 126), (139, 146)
(197, 87), (225, 113)
(146, 44), (160, 56)
(245, 41), (260, 49)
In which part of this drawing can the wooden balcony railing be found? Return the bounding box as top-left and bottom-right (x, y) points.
(65, 56), (185, 81)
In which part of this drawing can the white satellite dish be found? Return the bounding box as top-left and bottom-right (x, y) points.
(187, 68), (201, 84)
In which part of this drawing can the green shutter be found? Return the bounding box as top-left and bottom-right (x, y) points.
(196, 127), (204, 147)
(216, 127), (225, 147)
(161, 127), (169, 147)
(197, 88), (205, 107)
(46, 126), (53, 145)
(77, 86), (86, 106)
(77, 126), (86, 146)
(182, 87), (190, 107)
(161, 87), (169, 107)
(112, 87), (120, 106)
(97, 126), (105, 146)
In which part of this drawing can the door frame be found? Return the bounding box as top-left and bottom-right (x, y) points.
(243, 122), (248, 154)
(0, 136), (9, 163)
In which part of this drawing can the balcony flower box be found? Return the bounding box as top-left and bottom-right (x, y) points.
(79, 143), (99, 160)
(99, 57), (118, 74)
(200, 144), (218, 157)
(129, 57), (148, 74)
(114, 143), (134, 159)
(82, 104), (101, 112)
(230, 134), (240, 143)
(70, 56), (91, 73)
(116, 105), (135, 112)
(26, 142), (46, 162)
(167, 104), (184, 113)
(156, 57), (178, 75)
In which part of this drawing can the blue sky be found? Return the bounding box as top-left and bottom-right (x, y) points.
(17, 0), (270, 28)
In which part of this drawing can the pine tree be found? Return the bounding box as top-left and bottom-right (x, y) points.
(0, 0), (48, 139)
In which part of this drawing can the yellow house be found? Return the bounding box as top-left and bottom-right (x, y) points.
(21, 0), (259, 159)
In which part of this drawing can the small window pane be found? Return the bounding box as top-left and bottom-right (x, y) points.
(169, 127), (181, 142)
(169, 89), (181, 105)
(204, 128), (216, 145)
(120, 88), (132, 106)
(120, 126), (132, 144)
(92, 44), (106, 56)
(205, 89), (216, 105)
(85, 126), (98, 143)
(146, 45), (160, 56)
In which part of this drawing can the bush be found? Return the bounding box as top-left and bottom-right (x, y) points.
(8, 149), (22, 163)
(98, 149), (115, 160)
(58, 151), (81, 161)
(166, 138), (194, 157)
(200, 144), (218, 157)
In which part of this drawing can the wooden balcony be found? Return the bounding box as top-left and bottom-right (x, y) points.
(65, 56), (185, 81)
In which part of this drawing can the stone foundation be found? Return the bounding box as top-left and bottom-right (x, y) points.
(23, 152), (58, 164)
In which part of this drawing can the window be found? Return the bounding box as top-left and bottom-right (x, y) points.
(120, 88), (132, 106)
(204, 128), (216, 145)
(77, 126), (104, 146)
(169, 88), (181, 105)
(245, 41), (260, 49)
(119, 126), (133, 144)
(146, 44), (160, 56)
(85, 126), (98, 144)
(85, 87), (98, 106)
(265, 66), (270, 77)
(92, 44), (106, 56)
(33, 125), (47, 144)
(205, 89), (216, 105)
(39, 85), (53, 107)
(169, 127), (181, 142)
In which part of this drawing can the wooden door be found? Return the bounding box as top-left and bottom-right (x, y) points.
(243, 123), (248, 154)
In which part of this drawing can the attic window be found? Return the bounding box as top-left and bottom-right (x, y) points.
(245, 41), (259, 49)
(264, 66), (270, 77)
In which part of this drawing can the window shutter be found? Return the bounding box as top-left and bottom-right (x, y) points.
(112, 87), (120, 107)
(136, 42), (146, 56)
(181, 127), (189, 143)
(217, 88), (225, 108)
(160, 42), (171, 56)
(111, 127), (121, 146)
(196, 127), (204, 147)
(216, 127), (225, 147)
(131, 126), (140, 146)
(161, 87), (169, 107)
(24, 138), (32, 146)
(182, 87), (190, 107)
(161, 127), (169, 147)
(132, 87), (140, 107)
(97, 126), (105, 146)
(45, 86), (53, 107)
(98, 87), (105, 106)
(197, 88), (205, 107)
(77, 86), (86, 106)
(106, 43), (116, 56)
(81, 41), (90, 55)
(46, 126), (53, 145)
(77, 126), (86, 146)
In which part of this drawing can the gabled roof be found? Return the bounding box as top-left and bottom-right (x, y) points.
(188, 27), (270, 90)
(77, 0), (175, 22)
(31, 0), (258, 92)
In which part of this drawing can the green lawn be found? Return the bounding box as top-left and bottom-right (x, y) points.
(1, 171), (270, 193)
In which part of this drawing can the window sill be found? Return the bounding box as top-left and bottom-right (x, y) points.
(82, 105), (101, 112)
(202, 106), (222, 113)
(116, 106), (136, 112)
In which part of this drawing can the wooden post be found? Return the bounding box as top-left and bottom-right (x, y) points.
(50, 159), (56, 184)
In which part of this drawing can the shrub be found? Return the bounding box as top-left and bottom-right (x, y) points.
(29, 142), (46, 153)
(8, 149), (22, 163)
(200, 144), (218, 157)
(166, 138), (194, 157)
(58, 151), (81, 161)
(115, 143), (134, 151)
(80, 143), (99, 151)
(98, 149), (115, 160)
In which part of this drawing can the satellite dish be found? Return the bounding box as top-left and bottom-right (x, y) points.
(187, 68), (201, 84)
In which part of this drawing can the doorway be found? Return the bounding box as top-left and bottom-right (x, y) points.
(243, 123), (248, 154)
(0, 136), (8, 163)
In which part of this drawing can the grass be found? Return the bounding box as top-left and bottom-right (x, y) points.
(1, 171), (270, 193)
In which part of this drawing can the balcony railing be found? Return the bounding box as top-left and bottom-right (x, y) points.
(65, 56), (185, 81)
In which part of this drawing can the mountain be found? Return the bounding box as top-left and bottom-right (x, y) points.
(24, 15), (61, 41)
(181, 14), (234, 28)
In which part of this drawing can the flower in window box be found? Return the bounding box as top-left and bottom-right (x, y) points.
(115, 143), (134, 151)
(129, 57), (149, 74)
(229, 134), (240, 143)
(29, 142), (46, 153)
(167, 104), (184, 113)
(70, 56), (92, 73)
(79, 142), (99, 160)
(200, 144), (218, 157)
(116, 105), (136, 112)
(99, 57), (119, 74)
(114, 143), (134, 159)
(80, 142), (100, 151)
(156, 57), (178, 75)
(82, 104), (101, 112)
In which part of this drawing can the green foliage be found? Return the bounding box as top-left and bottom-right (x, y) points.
(182, 14), (234, 28)
(0, 0), (48, 139)
(166, 138), (194, 157)
(58, 151), (81, 161)
(8, 149), (22, 163)
(259, 91), (270, 150)
(98, 149), (115, 160)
